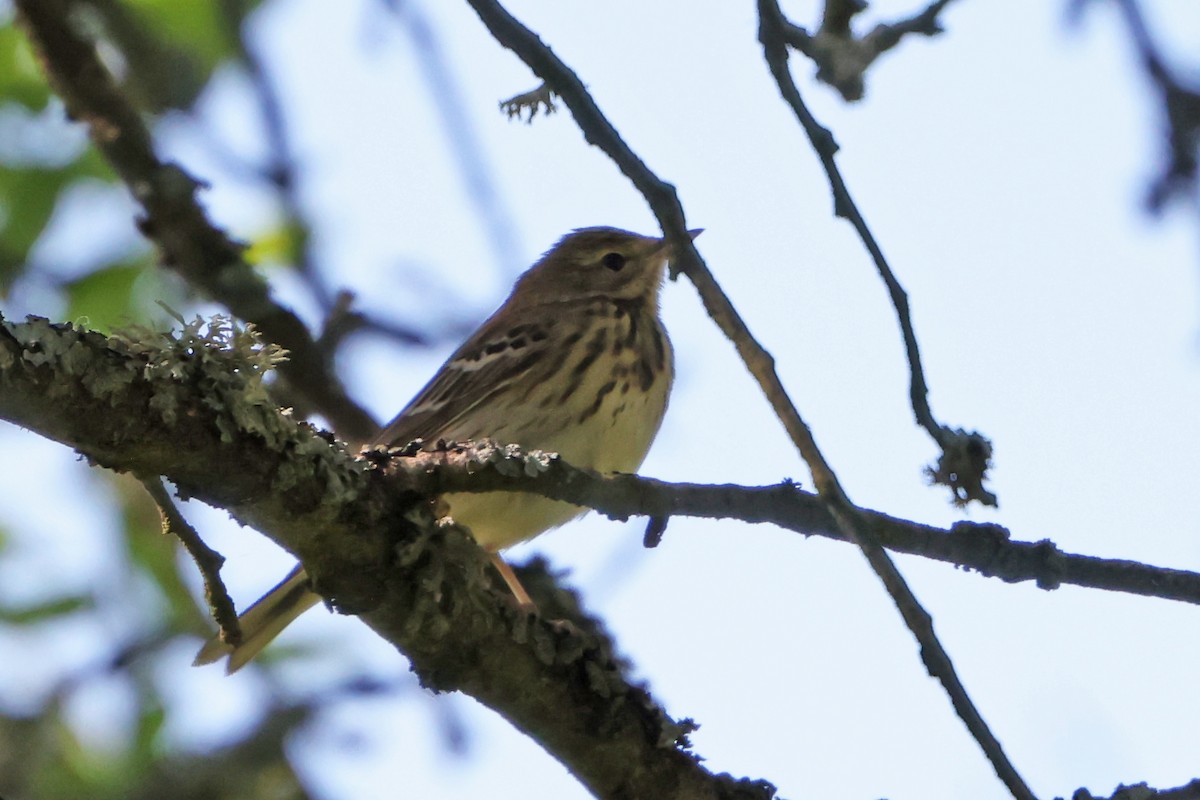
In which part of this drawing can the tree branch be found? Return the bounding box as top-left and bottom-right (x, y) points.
(1072, 778), (1200, 800)
(142, 476), (242, 647)
(462, 3), (1028, 795)
(0, 312), (774, 800)
(758, 0), (994, 508)
(13, 0), (378, 442)
(786, 0), (960, 101)
(1110, 0), (1200, 212)
(9, 311), (1200, 795)
(378, 441), (1200, 609)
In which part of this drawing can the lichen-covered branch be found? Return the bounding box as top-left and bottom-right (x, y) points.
(13, 0), (378, 443)
(8, 310), (1200, 795)
(380, 441), (1200, 609)
(0, 312), (773, 800)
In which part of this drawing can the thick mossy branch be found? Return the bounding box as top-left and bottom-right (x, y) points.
(0, 312), (773, 800)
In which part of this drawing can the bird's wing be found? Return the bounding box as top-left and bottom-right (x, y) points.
(370, 313), (559, 448)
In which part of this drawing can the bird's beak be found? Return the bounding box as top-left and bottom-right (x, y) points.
(656, 227), (703, 256)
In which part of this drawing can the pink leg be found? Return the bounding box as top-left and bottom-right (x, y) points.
(489, 553), (538, 612)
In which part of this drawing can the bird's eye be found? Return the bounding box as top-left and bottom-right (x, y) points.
(601, 252), (627, 271)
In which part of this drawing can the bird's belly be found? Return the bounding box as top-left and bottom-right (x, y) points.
(444, 354), (670, 551)
(443, 490), (583, 551)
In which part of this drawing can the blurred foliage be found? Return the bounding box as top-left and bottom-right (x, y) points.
(0, 672), (313, 800)
(0, 0), (263, 296)
(0, 1), (322, 798)
(0, 20), (51, 110)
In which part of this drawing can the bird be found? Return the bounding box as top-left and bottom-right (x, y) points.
(194, 225), (698, 672)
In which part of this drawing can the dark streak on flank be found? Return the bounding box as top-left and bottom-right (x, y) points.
(636, 358), (655, 391)
(580, 380), (617, 422)
(560, 327), (609, 402)
(650, 326), (666, 371)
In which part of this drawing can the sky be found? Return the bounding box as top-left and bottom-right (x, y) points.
(4, 1), (1200, 799)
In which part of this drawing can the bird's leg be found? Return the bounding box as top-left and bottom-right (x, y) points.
(489, 553), (538, 613)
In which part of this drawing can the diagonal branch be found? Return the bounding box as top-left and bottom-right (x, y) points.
(141, 476), (242, 647)
(0, 312), (776, 800)
(13, 0), (378, 442)
(1110, 0), (1200, 212)
(461, 2), (1031, 796)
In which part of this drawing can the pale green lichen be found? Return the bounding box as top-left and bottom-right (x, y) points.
(108, 312), (366, 502)
(111, 311), (288, 440)
(459, 440), (558, 478)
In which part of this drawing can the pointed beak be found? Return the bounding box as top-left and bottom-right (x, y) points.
(656, 227), (703, 256)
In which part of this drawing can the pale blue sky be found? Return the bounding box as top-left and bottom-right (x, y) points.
(3, 1), (1200, 798)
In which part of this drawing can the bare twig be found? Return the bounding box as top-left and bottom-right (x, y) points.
(461, 2), (1031, 796)
(500, 81), (557, 122)
(13, 0), (379, 442)
(786, 0), (960, 101)
(1110, 0), (1200, 211)
(1072, 778), (1200, 800)
(217, 0), (331, 311)
(380, 0), (526, 276)
(758, 0), (995, 508)
(141, 477), (241, 647)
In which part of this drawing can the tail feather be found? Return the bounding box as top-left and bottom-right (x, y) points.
(193, 565), (321, 673)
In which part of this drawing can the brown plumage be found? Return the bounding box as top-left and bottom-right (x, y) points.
(195, 226), (698, 673)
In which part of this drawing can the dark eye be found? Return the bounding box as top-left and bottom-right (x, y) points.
(601, 252), (627, 271)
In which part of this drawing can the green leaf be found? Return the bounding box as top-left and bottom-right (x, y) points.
(244, 219), (304, 269)
(0, 153), (115, 293)
(65, 261), (148, 333)
(0, 24), (52, 110)
(0, 165), (72, 271)
(0, 594), (94, 624)
(122, 0), (233, 82)
(130, 698), (166, 769)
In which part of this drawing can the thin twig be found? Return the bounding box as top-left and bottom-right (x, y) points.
(786, 0), (959, 100)
(217, 0), (332, 311)
(499, 81), (557, 122)
(13, 0), (379, 442)
(380, 0), (526, 277)
(1110, 0), (1200, 211)
(768, 2), (1028, 793)
(461, 2), (1032, 796)
(759, 0), (994, 508)
(141, 477), (242, 647)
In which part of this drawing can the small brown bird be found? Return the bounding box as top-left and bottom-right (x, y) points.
(195, 226), (698, 672)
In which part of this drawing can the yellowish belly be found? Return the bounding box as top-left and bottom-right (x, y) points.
(444, 351), (671, 551)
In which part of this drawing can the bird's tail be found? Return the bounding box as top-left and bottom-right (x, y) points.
(193, 565), (321, 673)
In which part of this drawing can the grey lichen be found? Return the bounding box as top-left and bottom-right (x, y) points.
(111, 312), (287, 436)
(105, 313), (367, 504)
(459, 439), (558, 477)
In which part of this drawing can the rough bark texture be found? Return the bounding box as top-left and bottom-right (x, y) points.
(0, 313), (775, 800)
